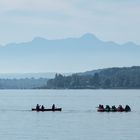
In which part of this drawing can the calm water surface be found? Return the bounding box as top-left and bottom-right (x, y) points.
(0, 90), (139, 140)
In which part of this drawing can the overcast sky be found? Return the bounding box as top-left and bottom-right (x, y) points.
(0, 0), (139, 44)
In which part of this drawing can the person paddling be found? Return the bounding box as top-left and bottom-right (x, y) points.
(105, 105), (110, 112)
(52, 104), (55, 111)
(41, 105), (45, 110)
(117, 105), (124, 112)
(125, 105), (131, 112)
(36, 104), (40, 111)
(111, 105), (117, 112)
(98, 104), (102, 108)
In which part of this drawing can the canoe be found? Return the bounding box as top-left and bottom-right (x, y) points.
(104, 108), (110, 112)
(97, 108), (111, 112)
(110, 108), (117, 112)
(32, 108), (62, 111)
(97, 108), (104, 112)
(117, 108), (125, 112)
(97, 108), (131, 112)
(124, 108), (131, 112)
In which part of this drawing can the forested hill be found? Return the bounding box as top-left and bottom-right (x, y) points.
(46, 66), (140, 89)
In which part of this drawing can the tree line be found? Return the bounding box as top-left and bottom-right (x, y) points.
(46, 66), (140, 89)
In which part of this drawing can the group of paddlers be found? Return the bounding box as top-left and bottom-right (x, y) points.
(97, 104), (131, 112)
(34, 104), (131, 112)
(36, 104), (56, 111)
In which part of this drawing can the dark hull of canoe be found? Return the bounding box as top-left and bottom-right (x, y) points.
(98, 108), (110, 112)
(32, 108), (62, 111)
(97, 108), (131, 112)
(97, 109), (104, 112)
(117, 109), (131, 112)
(117, 109), (125, 112)
(104, 109), (110, 112)
(110, 109), (117, 112)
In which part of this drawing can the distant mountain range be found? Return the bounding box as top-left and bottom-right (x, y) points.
(0, 72), (72, 79)
(0, 73), (56, 79)
(0, 33), (140, 73)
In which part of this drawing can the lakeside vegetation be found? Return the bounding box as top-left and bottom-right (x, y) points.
(0, 66), (140, 89)
(46, 66), (140, 89)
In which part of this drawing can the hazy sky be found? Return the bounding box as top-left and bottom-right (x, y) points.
(0, 0), (140, 45)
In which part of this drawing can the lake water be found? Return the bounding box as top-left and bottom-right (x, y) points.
(0, 90), (139, 140)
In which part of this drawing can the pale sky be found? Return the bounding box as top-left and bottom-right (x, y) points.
(0, 0), (140, 45)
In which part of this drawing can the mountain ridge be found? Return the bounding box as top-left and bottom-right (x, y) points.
(0, 33), (140, 73)
(1, 33), (140, 48)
